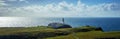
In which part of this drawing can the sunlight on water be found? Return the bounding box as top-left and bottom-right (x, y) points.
(0, 17), (61, 27)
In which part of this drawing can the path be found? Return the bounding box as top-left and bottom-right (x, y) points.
(72, 32), (80, 39)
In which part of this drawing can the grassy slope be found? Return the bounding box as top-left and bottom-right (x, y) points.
(47, 31), (120, 39)
(0, 26), (53, 35)
(0, 26), (73, 39)
(0, 26), (120, 39)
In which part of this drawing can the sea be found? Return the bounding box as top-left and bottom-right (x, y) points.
(0, 17), (120, 32)
(64, 18), (120, 31)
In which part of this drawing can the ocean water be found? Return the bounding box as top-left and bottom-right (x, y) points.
(64, 18), (120, 31)
(0, 17), (120, 31)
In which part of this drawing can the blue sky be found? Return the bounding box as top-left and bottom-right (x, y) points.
(0, 0), (120, 17)
(0, 0), (120, 27)
(81, 0), (120, 5)
(3, 0), (120, 6)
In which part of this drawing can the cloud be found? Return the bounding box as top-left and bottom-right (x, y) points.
(0, 0), (7, 6)
(6, 0), (28, 3)
(0, 0), (120, 17)
(7, 0), (17, 1)
(0, 0), (28, 7)
(19, 0), (28, 3)
(7, 0), (26, 1)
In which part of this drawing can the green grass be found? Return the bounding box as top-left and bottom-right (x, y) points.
(0, 26), (119, 39)
(46, 31), (120, 39)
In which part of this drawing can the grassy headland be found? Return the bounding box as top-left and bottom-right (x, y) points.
(0, 26), (119, 39)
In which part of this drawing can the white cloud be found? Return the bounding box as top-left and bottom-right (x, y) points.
(19, 0), (28, 3)
(19, 0), (25, 1)
(7, 0), (26, 1)
(6, 0), (28, 3)
(0, 0), (120, 17)
(0, 0), (28, 7)
(0, 0), (7, 6)
(7, 0), (17, 1)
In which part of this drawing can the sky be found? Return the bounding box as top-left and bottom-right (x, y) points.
(0, 0), (120, 27)
(0, 0), (120, 17)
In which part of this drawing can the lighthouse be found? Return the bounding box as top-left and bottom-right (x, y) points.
(62, 18), (65, 24)
(48, 18), (72, 29)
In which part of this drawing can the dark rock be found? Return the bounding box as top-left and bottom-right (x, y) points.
(95, 27), (103, 31)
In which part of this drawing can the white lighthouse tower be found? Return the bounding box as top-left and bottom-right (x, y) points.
(62, 18), (65, 24)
